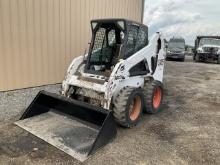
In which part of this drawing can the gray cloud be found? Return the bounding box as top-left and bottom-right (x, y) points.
(144, 0), (201, 33)
(144, 0), (220, 45)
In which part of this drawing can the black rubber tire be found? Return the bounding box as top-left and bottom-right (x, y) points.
(166, 57), (169, 61)
(193, 54), (195, 61)
(195, 54), (200, 62)
(217, 56), (220, 64)
(143, 81), (163, 114)
(113, 87), (144, 128)
(181, 57), (185, 62)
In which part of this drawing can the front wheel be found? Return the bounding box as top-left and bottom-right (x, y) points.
(144, 81), (163, 114)
(113, 87), (144, 128)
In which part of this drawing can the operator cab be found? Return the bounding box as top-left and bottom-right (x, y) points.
(85, 19), (148, 76)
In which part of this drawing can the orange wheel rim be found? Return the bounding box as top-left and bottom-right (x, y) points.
(129, 96), (141, 121)
(153, 87), (162, 109)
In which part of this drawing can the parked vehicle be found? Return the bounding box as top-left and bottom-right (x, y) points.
(166, 37), (185, 61)
(194, 36), (220, 64)
(16, 19), (166, 162)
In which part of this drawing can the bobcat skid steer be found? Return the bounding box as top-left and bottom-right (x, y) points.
(16, 19), (166, 162)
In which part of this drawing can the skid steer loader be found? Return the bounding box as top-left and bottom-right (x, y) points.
(16, 19), (166, 162)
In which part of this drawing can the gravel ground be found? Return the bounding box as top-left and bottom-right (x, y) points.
(0, 84), (61, 123)
(0, 56), (219, 165)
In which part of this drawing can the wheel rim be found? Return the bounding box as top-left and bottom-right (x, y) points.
(129, 96), (141, 121)
(153, 87), (162, 109)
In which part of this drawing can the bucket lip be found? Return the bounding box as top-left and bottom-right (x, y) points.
(38, 90), (111, 115)
(17, 90), (117, 160)
(36, 91), (117, 156)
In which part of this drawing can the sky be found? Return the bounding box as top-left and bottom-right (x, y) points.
(144, 0), (220, 45)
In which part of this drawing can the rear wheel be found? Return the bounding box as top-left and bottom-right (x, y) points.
(144, 81), (163, 114)
(180, 57), (185, 62)
(195, 54), (200, 62)
(217, 56), (220, 64)
(113, 87), (144, 128)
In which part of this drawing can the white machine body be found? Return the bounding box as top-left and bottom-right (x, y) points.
(62, 33), (165, 109)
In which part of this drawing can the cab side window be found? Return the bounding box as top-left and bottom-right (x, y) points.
(135, 27), (148, 51)
(125, 25), (139, 58)
(125, 25), (148, 59)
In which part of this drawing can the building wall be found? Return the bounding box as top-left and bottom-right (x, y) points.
(0, 0), (143, 91)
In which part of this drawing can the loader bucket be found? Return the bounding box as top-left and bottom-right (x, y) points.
(15, 91), (117, 162)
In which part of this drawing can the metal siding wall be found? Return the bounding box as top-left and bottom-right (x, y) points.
(0, 0), (143, 91)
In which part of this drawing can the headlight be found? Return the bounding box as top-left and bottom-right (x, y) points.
(217, 49), (220, 54)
